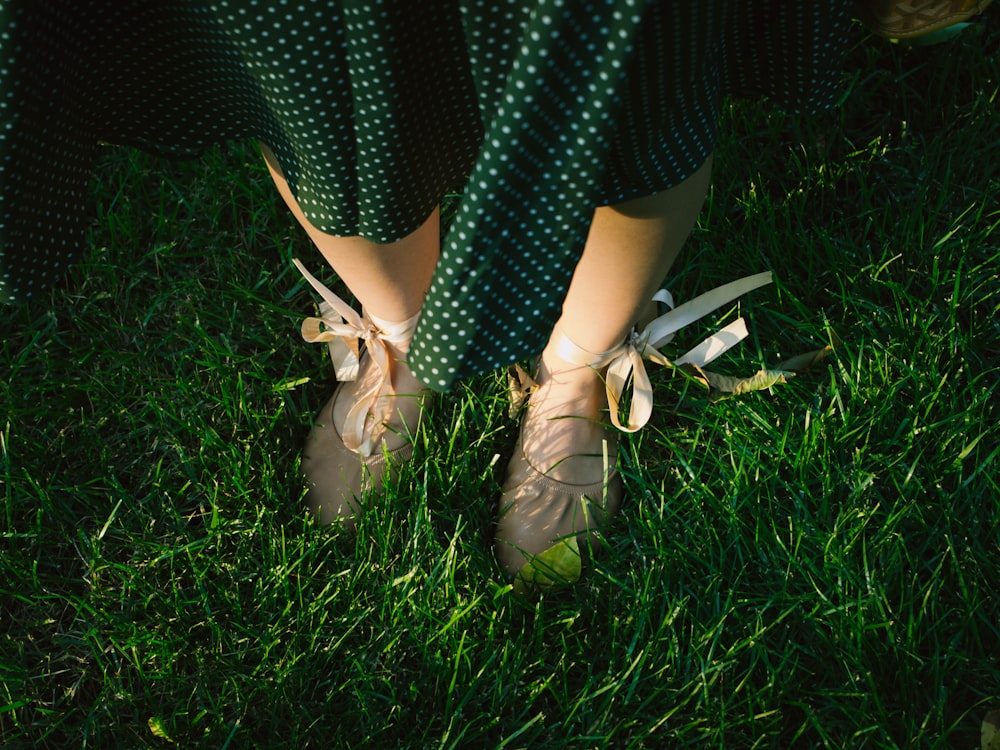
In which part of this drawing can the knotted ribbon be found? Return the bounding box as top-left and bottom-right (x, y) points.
(550, 271), (774, 433)
(293, 258), (419, 457)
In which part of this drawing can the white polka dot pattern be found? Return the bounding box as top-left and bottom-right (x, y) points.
(411, 0), (851, 388)
(0, 1), (852, 391)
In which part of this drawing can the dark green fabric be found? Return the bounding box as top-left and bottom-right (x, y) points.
(0, 0), (852, 390)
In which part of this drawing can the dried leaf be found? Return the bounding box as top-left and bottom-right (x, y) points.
(712, 369), (794, 395)
(677, 361), (712, 390)
(983, 710), (1000, 750)
(680, 363), (793, 399)
(507, 364), (538, 417)
(148, 716), (175, 743)
(512, 537), (581, 596)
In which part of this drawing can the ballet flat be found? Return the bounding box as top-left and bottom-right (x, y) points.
(293, 258), (425, 527)
(495, 427), (622, 594)
(301, 380), (418, 529)
(496, 272), (775, 593)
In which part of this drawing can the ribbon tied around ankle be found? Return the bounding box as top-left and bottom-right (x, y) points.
(568, 272), (774, 433)
(293, 258), (419, 457)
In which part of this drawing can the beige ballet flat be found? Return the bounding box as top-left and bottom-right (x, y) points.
(293, 258), (427, 528)
(495, 324), (629, 594)
(495, 422), (623, 594)
(496, 272), (776, 594)
(300, 376), (421, 529)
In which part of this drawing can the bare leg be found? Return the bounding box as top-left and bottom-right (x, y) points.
(524, 156), (714, 483)
(495, 158), (715, 582)
(262, 144), (438, 523)
(261, 144), (439, 322)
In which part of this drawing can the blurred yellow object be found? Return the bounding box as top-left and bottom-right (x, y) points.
(984, 710), (1000, 750)
(856, 0), (993, 39)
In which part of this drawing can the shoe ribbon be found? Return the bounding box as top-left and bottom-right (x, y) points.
(293, 258), (419, 457)
(552, 271), (774, 433)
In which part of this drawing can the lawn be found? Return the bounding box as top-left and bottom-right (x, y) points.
(1, 19), (998, 750)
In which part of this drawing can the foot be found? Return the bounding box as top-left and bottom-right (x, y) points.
(292, 257), (431, 528)
(303, 341), (429, 528)
(495, 345), (623, 590)
(330, 337), (428, 456)
(519, 348), (612, 484)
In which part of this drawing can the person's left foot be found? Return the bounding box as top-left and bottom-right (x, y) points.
(495, 346), (623, 590)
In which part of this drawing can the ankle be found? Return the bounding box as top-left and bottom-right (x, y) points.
(537, 345), (602, 388)
(367, 308), (420, 349)
(539, 321), (629, 375)
(529, 362), (605, 419)
(519, 375), (612, 482)
(365, 307), (426, 386)
(523, 350), (609, 457)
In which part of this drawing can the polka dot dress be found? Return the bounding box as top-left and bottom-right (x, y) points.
(0, 0), (852, 391)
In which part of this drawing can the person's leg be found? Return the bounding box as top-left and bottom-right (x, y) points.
(262, 145), (439, 524)
(497, 156), (713, 582)
(525, 155), (713, 483)
(261, 145), (439, 323)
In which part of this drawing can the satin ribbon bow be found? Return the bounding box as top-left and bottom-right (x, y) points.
(293, 258), (418, 457)
(601, 272), (774, 432)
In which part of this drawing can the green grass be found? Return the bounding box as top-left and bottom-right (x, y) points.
(2, 22), (998, 750)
